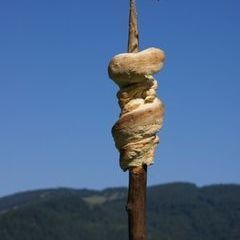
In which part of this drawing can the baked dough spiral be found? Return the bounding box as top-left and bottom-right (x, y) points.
(108, 47), (165, 171)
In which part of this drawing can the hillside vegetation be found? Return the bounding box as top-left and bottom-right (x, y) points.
(0, 183), (239, 240)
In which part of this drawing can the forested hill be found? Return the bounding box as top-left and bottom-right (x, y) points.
(0, 183), (240, 240)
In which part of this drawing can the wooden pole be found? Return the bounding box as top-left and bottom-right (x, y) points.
(108, 1), (164, 239)
(127, 166), (147, 240)
(128, 0), (139, 53)
(126, 1), (147, 240)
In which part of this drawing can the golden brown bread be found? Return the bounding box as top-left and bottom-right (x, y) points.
(108, 48), (165, 171)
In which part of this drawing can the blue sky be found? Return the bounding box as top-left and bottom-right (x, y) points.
(0, 0), (239, 197)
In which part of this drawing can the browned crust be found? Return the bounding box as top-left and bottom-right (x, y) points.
(108, 48), (165, 87)
(112, 101), (164, 149)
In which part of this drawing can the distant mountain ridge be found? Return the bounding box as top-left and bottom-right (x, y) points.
(0, 183), (239, 240)
(0, 187), (127, 214)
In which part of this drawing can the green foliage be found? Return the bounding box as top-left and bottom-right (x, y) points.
(0, 183), (239, 240)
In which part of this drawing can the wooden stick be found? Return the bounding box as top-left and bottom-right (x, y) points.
(109, 1), (163, 238)
(126, 1), (147, 240)
(127, 166), (147, 240)
(128, 0), (139, 53)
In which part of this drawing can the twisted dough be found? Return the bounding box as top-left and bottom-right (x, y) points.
(108, 48), (165, 171)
